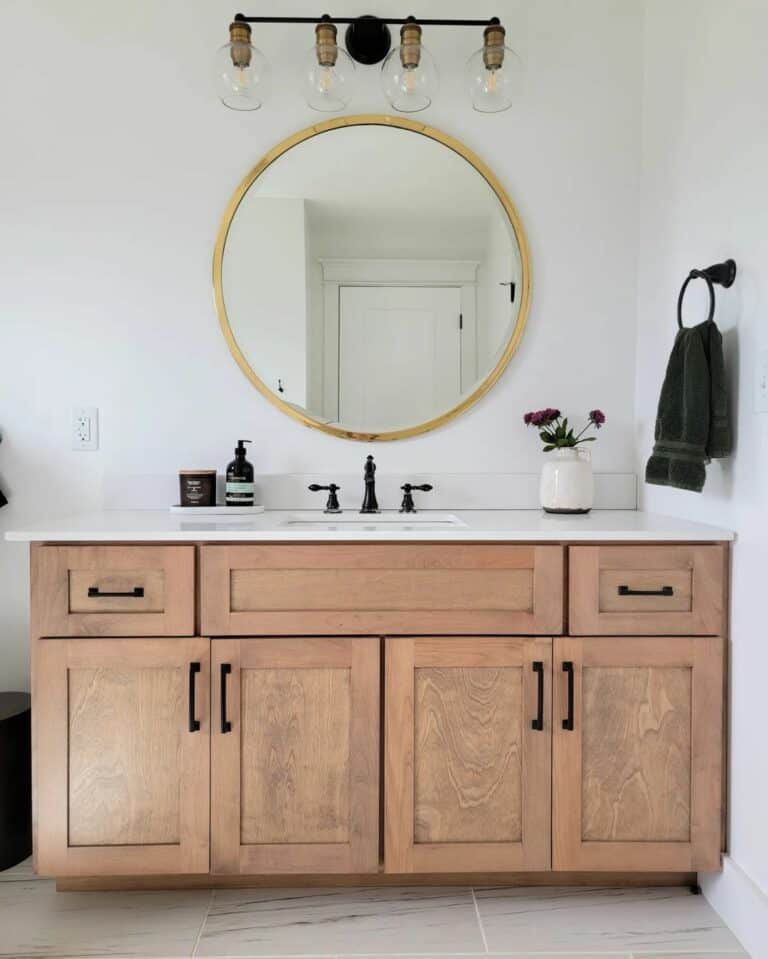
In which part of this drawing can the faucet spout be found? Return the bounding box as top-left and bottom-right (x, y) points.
(360, 454), (380, 513)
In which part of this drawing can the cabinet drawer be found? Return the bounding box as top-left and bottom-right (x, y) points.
(569, 545), (727, 635)
(201, 544), (564, 635)
(32, 545), (195, 636)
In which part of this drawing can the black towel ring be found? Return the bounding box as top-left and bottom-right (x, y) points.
(677, 258), (737, 329)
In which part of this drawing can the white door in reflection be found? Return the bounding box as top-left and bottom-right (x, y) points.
(338, 286), (462, 432)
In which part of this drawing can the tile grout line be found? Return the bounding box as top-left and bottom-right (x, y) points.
(190, 886), (215, 957)
(471, 887), (490, 954)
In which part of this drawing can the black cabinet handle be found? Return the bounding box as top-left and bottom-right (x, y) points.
(562, 661), (574, 731)
(88, 586), (145, 598)
(618, 584), (673, 597)
(188, 662), (201, 732)
(221, 663), (232, 733)
(531, 661), (544, 731)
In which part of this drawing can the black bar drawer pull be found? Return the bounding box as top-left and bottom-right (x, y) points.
(188, 662), (201, 732)
(562, 661), (574, 731)
(221, 663), (232, 734)
(531, 661), (544, 731)
(618, 584), (674, 597)
(88, 586), (145, 598)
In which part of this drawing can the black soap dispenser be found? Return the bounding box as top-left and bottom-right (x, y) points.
(225, 440), (254, 507)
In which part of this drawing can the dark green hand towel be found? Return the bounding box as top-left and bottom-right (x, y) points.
(646, 319), (732, 492)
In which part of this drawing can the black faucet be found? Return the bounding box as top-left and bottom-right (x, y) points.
(308, 483), (341, 513)
(360, 455), (380, 513)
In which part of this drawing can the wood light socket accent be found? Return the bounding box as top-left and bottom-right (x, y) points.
(385, 636), (552, 873)
(553, 635), (723, 872)
(211, 636), (379, 874)
(32, 545), (195, 637)
(569, 545), (726, 635)
(35, 637), (210, 876)
(200, 544), (564, 636)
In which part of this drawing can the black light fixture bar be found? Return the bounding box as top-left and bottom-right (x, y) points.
(233, 14), (498, 26)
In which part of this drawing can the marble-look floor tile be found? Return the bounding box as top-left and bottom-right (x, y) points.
(474, 886), (744, 954)
(0, 856), (37, 882)
(196, 886), (485, 956)
(0, 879), (211, 958)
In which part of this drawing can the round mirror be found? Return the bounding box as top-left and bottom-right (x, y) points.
(214, 116), (530, 441)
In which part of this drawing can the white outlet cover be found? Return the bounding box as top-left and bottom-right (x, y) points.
(72, 406), (99, 450)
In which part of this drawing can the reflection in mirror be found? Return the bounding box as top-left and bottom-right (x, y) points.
(218, 121), (527, 439)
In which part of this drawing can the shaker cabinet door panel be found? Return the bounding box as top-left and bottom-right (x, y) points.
(36, 637), (210, 876)
(553, 636), (723, 872)
(385, 636), (552, 873)
(211, 637), (380, 874)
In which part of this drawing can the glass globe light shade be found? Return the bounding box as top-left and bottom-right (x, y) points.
(465, 42), (522, 113)
(381, 38), (439, 113)
(303, 42), (356, 111)
(214, 29), (271, 111)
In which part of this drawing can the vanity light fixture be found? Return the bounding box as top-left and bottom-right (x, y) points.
(214, 20), (271, 111)
(466, 20), (522, 113)
(215, 14), (519, 114)
(380, 18), (438, 113)
(304, 16), (356, 112)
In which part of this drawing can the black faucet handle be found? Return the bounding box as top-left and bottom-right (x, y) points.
(399, 483), (433, 513)
(308, 483), (342, 513)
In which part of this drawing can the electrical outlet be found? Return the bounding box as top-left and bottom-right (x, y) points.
(71, 407), (99, 450)
(756, 350), (768, 414)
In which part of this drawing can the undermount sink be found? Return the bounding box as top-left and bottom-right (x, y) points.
(279, 511), (466, 529)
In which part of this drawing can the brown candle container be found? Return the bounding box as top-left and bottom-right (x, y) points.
(179, 470), (217, 507)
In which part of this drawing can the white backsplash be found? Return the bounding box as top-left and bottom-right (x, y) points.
(104, 472), (637, 511)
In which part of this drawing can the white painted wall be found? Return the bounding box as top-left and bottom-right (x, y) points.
(636, 2), (768, 953)
(0, 0), (643, 691)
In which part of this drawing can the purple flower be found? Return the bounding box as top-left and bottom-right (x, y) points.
(524, 408), (561, 428)
(589, 409), (606, 428)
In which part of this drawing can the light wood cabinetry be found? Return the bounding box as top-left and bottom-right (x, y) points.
(553, 636), (723, 872)
(569, 545), (726, 635)
(385, 636), (552, 873)
(200, 544), (564, 636)
(210, 637), (379, 874)
(35, 637), (210, 876)
(28, 540), (727, 886)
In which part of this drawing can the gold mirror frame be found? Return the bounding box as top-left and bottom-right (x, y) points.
(213, 115), (532, 442)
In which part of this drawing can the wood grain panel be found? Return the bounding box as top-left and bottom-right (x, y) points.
(241, 667), (351, 844)
(32, 545), (194, 636)
(69, 570), (165, 613)
(231, 569), (533, 612)
(68, 666), (183, 846)
(569, 545), (726, 635)
(211, 637), (379, 875)
(385, 636), (551, 873)
(581, 666), (691, 842)
(553, 636), (723, 873)
(202, 544), (564, 635)
(414, 666), (522, 843)
(35, 637), (210, 877)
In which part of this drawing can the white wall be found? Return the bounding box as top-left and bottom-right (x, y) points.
(0, 1), (642, 683)
(636, 2), (768, 953)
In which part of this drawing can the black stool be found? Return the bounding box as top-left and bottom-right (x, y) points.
(0, 692), (32, 871)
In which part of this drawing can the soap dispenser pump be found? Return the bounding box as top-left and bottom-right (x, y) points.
(225, 440), (254, 507)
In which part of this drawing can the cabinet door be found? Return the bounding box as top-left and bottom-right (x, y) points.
(211, 637), (379, 874)
(36, 637), (210, 876)
(385, 637), (552, 873)
(553, 636), (723, 872)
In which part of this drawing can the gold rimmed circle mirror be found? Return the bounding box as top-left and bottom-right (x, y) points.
(213, 116), (531, 441)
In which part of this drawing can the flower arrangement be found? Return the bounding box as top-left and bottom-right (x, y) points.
(524, 408), (606, 452)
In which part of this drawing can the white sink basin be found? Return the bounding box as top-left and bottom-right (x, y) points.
(280, 511), (465, 530)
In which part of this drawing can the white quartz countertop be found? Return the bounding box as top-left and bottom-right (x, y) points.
(4, 509), (734, 542)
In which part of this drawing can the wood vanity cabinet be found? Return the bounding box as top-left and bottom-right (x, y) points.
(28, 540), (728, 886)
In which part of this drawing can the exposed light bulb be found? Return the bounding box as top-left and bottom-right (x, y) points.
(381, 20), (438, 113)
(465, 20), (521, 114)
(214, 21), (271, 111)
(303, 20), (356, 111)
